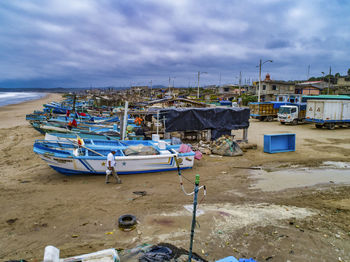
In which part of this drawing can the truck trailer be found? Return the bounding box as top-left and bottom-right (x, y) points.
(250, 101), (302, 122)
(305, 99), (350, 129)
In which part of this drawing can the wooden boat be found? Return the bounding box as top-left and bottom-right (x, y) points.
(33, 139), (194, 175)
(30, 120), (121, 135)
(44, 132), (146, 141)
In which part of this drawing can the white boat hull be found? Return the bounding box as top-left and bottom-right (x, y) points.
(38, 152), (194, 175)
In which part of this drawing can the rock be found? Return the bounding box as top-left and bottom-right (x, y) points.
(239, 142), (257, 150)
(6, 218), (18, 225)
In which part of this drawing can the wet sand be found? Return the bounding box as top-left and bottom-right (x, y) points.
(1, 97), (350, 261)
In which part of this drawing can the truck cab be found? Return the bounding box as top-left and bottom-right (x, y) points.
(278, 105), (299, 125)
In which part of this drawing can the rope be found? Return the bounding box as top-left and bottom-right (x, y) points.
(174, 156), (206, 199)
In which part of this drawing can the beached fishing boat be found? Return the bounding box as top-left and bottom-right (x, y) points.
(43, 101), (71, 114)
(45, 131), (146, 141)
(30, 120), (121, 135)
(33, 139), (194, 175)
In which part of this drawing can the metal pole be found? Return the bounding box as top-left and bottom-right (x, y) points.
(156, 111), (159, 135)
(328, 66), (331, 95)
(169, 77), (171, 94)
(73, 93), (76, 113)
(258, 59), (262, 102)
(197, 72), (200, 99)
(239, 71), (242, 96)
(188, 174), (200, 262)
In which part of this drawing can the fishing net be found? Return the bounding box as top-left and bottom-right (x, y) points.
(119, 243), (207, 262)
(212, 136), (243, 157)
(123, 144), (159, 156)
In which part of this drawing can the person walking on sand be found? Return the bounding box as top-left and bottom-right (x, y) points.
(106, 150), (122, 184)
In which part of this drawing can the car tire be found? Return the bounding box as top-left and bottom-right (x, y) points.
(118, 214), (137, 229)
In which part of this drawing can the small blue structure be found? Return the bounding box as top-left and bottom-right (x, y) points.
(216, 256), (258, 262)
(216, 256), (239, 262)
(264, 133), (296, 153)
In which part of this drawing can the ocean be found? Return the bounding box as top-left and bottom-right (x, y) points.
(0, 92), (46, 107)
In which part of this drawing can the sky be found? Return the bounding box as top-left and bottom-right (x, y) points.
(0, 0), (350, 88)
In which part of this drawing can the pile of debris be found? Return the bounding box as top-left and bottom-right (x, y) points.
(211, 136), (243, 157)
(192, 135), (257, 157)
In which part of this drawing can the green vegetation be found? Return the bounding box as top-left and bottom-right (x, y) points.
(241, 94), (257, 106)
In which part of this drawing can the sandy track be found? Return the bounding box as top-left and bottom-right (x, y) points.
(1, 97), (350, 261)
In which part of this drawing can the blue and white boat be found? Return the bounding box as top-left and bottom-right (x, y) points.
(43, 101), (71, 114)
(33, 139), (195, 175)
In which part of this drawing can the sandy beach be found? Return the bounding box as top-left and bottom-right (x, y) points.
(1, 95), (350, 261)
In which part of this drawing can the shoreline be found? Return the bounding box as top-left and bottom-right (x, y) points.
(0, 93), (62, 129)
(0, 92), (48, 108)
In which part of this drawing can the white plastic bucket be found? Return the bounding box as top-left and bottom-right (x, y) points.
(152, 134), (160, 141)
(43, 245), (60, 262)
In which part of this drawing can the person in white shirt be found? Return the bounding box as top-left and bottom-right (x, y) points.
(106, 150), (122, 184)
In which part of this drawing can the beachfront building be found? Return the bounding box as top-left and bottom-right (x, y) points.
(252, 74), (295, 101)
(335, 76), (350, 94)
(218, 84), (245, 95)
(295, 81), (325, 95)
(131, 86), (149, 96)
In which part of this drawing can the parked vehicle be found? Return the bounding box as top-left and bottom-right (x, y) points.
(249, 101), (294, 121)
(305, 99), (350, 129)
(277, 103), (307, 125)
(249, 102), (278, 121)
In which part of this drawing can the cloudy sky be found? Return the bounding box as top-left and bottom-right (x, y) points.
(0, 0), (349, 88)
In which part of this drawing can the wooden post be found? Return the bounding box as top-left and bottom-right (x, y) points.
(207, 129), (211, 142)
(122, 101), (128, 140)
(119, 114), (124, 140)
(243, 128), (248, 142)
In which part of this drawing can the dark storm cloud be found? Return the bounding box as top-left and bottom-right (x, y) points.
(265, 39), (292, 49)
(0, 0), (349, 88)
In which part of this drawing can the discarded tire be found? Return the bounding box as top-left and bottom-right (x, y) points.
(118, 214), (137, 229)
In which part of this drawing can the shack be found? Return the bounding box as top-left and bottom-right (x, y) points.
(159, 107), (250, 141)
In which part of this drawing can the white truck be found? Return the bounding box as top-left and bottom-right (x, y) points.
(305, 99), (350, 129)
(277, 104), (306, 125)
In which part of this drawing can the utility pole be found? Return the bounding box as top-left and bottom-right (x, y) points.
(168, 77), (171, 94)
(328, 66), (331, 95)
(197, 72), (200, 99)
(258, 59), (273, 102)
(197, 71), (207, 99)
(150, 80), (152, 99)
(258, 59), (262, 102)
(307, 65), (310, 80)
(239, 71), (242, 96)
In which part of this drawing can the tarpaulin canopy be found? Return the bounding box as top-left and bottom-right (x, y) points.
(160, 107), (250, 139)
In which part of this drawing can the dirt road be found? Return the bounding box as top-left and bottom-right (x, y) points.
(1, 102), (350, 261)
